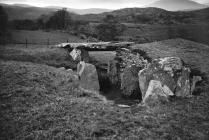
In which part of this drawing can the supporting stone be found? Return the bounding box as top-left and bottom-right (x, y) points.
(121, 65), (141, 98)
(77, 62), (100, 92)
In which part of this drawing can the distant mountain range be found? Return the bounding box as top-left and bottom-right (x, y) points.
(0, 3), (112, 20)
(205, 2), (209, 6)
(0, 1), (209, 23)
(146, 0), (208, 11)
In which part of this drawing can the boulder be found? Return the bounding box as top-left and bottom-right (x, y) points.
(138, 57), (193, 99)
(143, 80), (174, 106)
(77, 62), (100, 92)
(121, 65), (141, 98)
(138, 63), (176, 100)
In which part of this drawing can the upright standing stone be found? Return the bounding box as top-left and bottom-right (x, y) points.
(107, 60), (120, 86)
(121, 65), (141, 98)
(77, 62), (100, 92)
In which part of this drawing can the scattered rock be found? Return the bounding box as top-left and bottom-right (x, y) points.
(77, 62), (100, 92)
(121, 65), (141, 98)
(143, 80), (174, 106)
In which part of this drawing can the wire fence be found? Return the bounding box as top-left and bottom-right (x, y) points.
(8, 38), (71, 46)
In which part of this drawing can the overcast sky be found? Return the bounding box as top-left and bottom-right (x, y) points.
(0, 0), (209, 9)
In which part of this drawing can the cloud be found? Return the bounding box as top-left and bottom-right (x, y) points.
(0, 0), (208, 9)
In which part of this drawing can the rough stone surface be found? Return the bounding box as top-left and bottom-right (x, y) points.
(115, 48), (148, 73)
(70, 48), (90, 63)
(70, 48), (81, 61)
(139, 57), (194, 99)
(77, 62), (100, 92)
(175, 67), (191, 97)
(121, 65), (141, 97)
(191, 76), (202, 94)
(138, 64), (176, 100)
(143, 80), (174, 106)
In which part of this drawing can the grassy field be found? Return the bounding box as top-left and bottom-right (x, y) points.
(120, 24), (209, 45)
(0, 39), (209, 139)
(10, 30), (84, 45)
(0, 44), (80, 69)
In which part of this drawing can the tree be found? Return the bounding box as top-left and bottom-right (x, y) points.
(46, 8), (72, 30)
(0, 6), (8, 32)
(0, 6), (9, 44)
(96, 15), (125, 41)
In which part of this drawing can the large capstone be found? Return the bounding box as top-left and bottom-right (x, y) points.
(77, 62), (100, 92)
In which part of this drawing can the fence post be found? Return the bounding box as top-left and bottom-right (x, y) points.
(25, 38), (27, 48)
(67, 39), (68, 43)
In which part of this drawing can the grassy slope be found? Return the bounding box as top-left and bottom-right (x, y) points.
(10, 30), (84, 44)
(0, 44), (78, 69)
(0, 60), (209, 140)
(132, 38), (209, 76)
(0, 39), (209, 139)
(121, 24), (209, 45)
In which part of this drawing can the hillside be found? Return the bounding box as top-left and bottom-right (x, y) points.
(1, 2), (209, 24)
(0, 3), (111, 20)
(147, 0), (208, 11)
(0, 3), (57, 20)
(74, 7), (209, 24)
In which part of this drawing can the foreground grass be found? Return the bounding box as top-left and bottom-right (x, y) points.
(0, 39), (209, 139)
(0, 60), (209, 140)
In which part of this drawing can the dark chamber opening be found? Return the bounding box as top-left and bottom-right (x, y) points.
(97, 68), (141, 106)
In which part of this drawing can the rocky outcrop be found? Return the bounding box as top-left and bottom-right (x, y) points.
(121, 65), (141, 97)
(77, 62), (100, 92)
(139, 57), (202, 104)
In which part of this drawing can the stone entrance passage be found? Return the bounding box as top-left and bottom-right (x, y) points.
(57, 42), (203, 107)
